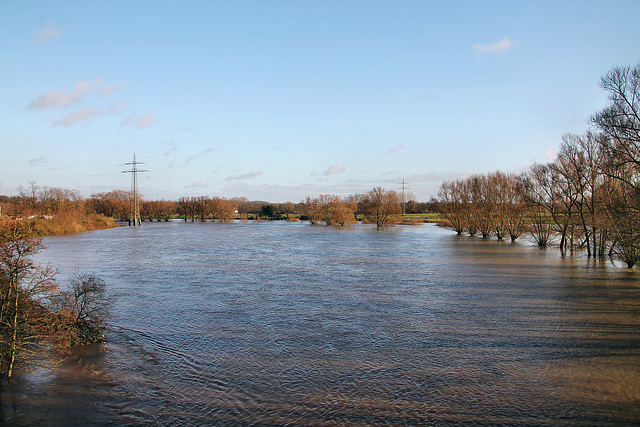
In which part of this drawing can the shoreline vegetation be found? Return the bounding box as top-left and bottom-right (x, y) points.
(0, 220), (112, 382)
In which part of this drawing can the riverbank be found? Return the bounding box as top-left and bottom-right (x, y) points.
(0, 214), (117, 240)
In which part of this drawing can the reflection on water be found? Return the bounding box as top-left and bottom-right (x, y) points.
(3, 221), (640, 425)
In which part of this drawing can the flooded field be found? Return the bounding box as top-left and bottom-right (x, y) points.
(3, 221), (639, 425)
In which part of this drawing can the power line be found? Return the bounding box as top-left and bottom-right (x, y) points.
(122, 153), (148, 227)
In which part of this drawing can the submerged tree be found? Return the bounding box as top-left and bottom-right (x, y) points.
(592, 63), (640, 193)
(211, 197), (238, 222)
(0, 225), (57, 380)
(592, 62), (640, 266)
(437, 179), (467, 235)
(0, 223), (112, 381)
(65, 273), (113, 345)
(360, 187), (402, 228)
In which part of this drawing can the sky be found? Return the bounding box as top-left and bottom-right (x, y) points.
(1, 1), (639, 203)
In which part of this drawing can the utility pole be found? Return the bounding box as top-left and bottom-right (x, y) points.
(398, 178), (410, 215)
(122, 153), (148, 227)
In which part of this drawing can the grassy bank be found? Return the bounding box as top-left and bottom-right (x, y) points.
(402, 213), (443, 223)
(0, 213), (117, 239)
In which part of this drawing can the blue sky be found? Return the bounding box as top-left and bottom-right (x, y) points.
(1, 1), (639, 202)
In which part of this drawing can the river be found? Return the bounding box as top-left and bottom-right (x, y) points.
(2, 221), (639, 425)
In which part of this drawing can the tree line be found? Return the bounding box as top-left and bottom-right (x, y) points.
(435, 63), (640, 268)
(1, 185), (415, 228)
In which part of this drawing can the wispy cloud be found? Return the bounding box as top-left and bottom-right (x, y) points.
(33, 20), (61, 45)
(323, 164), (345, 176)
(162, 140), (178, 157)
(473, 36), (515, 55)
(183, 147), (215, 166)
(51, 107), (99, 127)
(122, 109), (157, 129)
(184, 182), (209, 189)
(29, 78), (116, 110)
(226, 170), (264, 181)
(28, 156), (47, 166)
(387, 144), (406, 154)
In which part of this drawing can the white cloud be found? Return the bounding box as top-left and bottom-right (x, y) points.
(473, 36), (515, 55)
(184, 182), (209, 189)
(33, 20), (61, 45)
(51, 107), (99, 127)
(387, 144), (406, 153)
(545, 148), (557, 160)
(323, 164), (345, 176)
(226, 170), (264, 181)
(29, 78), (116, 110)
(122, 109), (157, 129)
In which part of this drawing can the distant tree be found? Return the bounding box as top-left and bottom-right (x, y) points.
(470, 175), (494, 238)
(336, 195), (358, 226)
(39, 187), (84, 216)
(211, 197), (237, 222)
(521, 163), (577, 251)
(316, 194), (357, 226)
(361, 187), (401, 228)
(176, 197), (199, 222)
(300, 196), (322, 224)
(87, 190), (131, 220)
(279, 201), (296, 218)
(194, 196), (211, 222)
(488, 172), (520, 240)
(261, 204), (275, 219)
(520, 166), (561, 247)
(176, 197), (190, 221)
(436, 179), (467, 235)
(499, 173), (527, 242)
(141, 200), (176, 221)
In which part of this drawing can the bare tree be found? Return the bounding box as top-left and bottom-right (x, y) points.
(300, 196), (322, 224)
(602, 178), (640, 267)
(65, 273), (113, 345)
(436, 179), (466, 235)
(0, 226), (57, 380)
(361, 187), (401, 228)
(318, 194), (357, 226)
(592, 63), (640, 193)
(87, 190), (131, 220)
(489, 171), (525, 241)
(520, 165), (560, 247)
(211, 197), (237, 222)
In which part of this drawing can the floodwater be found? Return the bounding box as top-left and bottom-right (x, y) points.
(2, 221), (639, 425)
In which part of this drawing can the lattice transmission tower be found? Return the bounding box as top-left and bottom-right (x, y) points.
(122, 153), (148, 227)
(398, 178), (410, 215)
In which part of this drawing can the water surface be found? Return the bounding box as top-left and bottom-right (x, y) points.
(3, 221), (639, 425)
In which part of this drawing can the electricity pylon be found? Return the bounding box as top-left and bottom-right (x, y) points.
(398, 178), (410, 215)
(122, 153), (148, 227)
